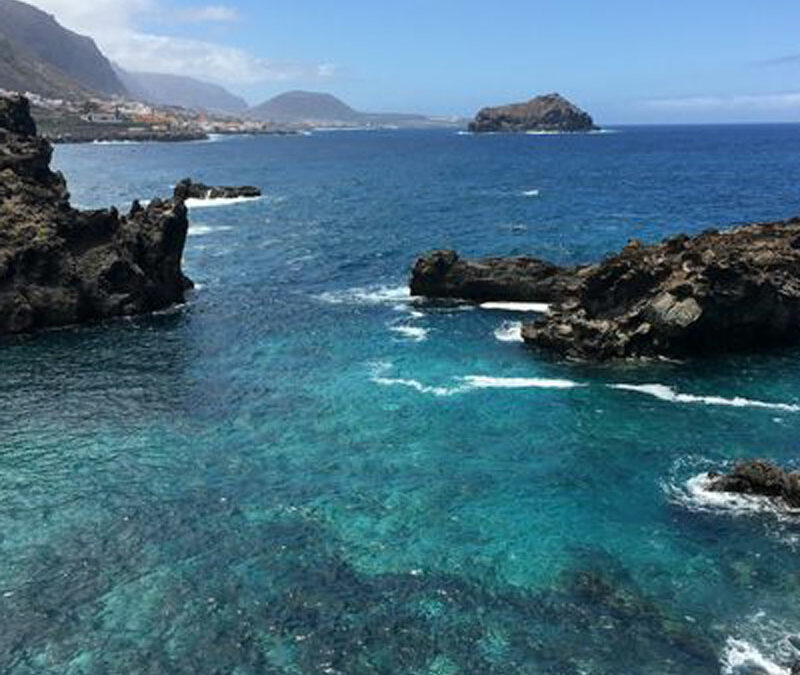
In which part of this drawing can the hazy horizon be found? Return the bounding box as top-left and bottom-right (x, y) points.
(20, 0), (800, 124)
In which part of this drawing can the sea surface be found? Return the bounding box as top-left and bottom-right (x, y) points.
(2, 125), (800, 674)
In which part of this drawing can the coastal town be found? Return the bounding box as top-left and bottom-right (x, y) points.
(2, 88), (306, 142)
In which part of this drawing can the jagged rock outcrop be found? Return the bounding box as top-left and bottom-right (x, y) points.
(521, 218), (800, 360)
(707, 461), (800, 509)
(410, 249), (581, 303)
(174, 178), (261, 201)
(0, 95), (191, 334)
(468, 93), (598, 133)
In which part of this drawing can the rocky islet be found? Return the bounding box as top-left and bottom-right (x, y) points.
(468, 92), (598, 133)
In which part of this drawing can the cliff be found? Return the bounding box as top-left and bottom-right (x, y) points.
(0, 95), (191, 334)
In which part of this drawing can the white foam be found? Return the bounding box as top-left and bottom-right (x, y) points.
(672, 473), (799, 518)
(462, 376), (581, 389)
(522, 189), (540, 197)
(91, 139), (140, 145)
(610, 384), (800, 413)
(494, 321), (524, 343)
(185, 196), (263, 209)
(317, 285), (416, 306)
(480, 301), (550, 313)
(721, 638), (790, 675)
(370, 363), (581, 396)
(188, 225), (233, 237)
(370, 364), (465, 397)
(389, 325), (429, 342)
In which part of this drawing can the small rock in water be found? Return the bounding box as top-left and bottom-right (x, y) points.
(707, 460), (800, 509)
(174, 178), (261, 200)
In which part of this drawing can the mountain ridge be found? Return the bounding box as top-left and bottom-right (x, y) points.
(115, 68), (248, 115)
(0, 0), (126, 97)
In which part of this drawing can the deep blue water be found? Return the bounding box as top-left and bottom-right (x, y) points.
(2, 125), (800, 674)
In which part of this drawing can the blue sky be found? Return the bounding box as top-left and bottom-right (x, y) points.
(29, 0), (800, 122)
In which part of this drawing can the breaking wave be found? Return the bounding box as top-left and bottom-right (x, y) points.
(185, 196), (263, 209)
(370, 363), (581, 396)
(494, 321), (524, 343)
(480, 301), (550, 313)
(610, 383), (800, 413)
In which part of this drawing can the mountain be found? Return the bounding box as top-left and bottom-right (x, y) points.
(115, 68), (248, 115)
(0, 0), (126, 97)
(248, 90), (460, 128)
(248, 91), (362, 124)
(0, 34), (91, 99)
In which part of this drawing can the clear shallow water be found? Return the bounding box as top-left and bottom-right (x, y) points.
(2, 126), (800, 673)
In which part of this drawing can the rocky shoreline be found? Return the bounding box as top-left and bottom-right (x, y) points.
(411, 216), (800, 361)
(410, 249), (580, 302)
(0, 95), (192, 334)
(46, 129), (209, 144)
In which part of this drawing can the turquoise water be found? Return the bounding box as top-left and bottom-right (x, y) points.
(2, 126), (800, 674)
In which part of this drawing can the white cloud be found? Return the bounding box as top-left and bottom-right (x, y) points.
(25, 0), (335, 86)
(174, 5), (239, 23)
(644, 92), (800, 112)
(105, 31), (335, 84)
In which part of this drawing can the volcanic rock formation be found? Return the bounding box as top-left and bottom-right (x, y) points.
(468, 93), (598, 133)
(412, 216), (800, 360)
(410, 249), (580, 303)
(0, 95), (191, 334)
(521, 219), (800, 360)
(707, 461), (800, 509)
(173, 178), (261, 201)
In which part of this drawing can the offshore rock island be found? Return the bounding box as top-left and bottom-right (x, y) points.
(468, 93), (598, 133)
(412, 216), (800, 360)
(0, 95), (191, 334)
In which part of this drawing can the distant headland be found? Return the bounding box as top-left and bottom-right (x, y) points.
(468, 93), (598, 133)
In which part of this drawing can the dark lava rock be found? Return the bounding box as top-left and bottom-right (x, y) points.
(707, 461), (800, 509)
(174, 178), (261, 201)
(521, 219), (800, 360)
(468, 93), (598, 133)
(0, 95), (192, 335)
(410, 249), (582, 303)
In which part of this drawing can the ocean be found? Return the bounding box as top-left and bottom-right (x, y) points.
(2, 125), (800, 674)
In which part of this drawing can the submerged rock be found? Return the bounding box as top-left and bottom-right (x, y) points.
(410, 249), (581, 302)
(468, 93), (598, 133)
(707, 461), (800, 509)
(174, 178), (261, 201)
(521, 219), (800, 359)
(0, 95), (192, 335)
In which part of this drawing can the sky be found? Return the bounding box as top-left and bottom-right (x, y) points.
(23, 0), (800, 123)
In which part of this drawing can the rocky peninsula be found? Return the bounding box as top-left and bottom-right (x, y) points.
(411, 216), (800, 360)
(468, 93), (598, 133)
(0, 95), (192, 334)
(410, 249), (580, 302)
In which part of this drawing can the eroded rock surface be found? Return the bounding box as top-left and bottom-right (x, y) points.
(410, 249), (581, 303)
(0, 95), (191, 334)
(708, 461), (800, 509)
(521, 220), (800, 360)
